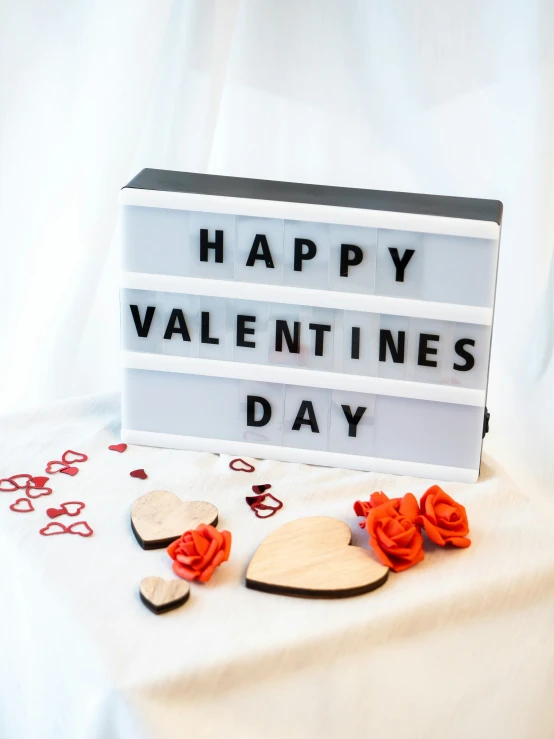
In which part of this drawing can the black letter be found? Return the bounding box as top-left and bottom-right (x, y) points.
(163, 309), (191, 341)
(200, 229), (223, 263)
(275, 320), (300, 353)
(453, 339), (475, 372)
(245, 235), (274, 268)
(379, 330), (406, 363)
(308, 323), (331, 356)
(130, 305), (155, 338)
(418, 333), (440, 367)
(341, 405), (367, 438)
(294, 238), (317, 271)
(201, 312), (219, 344)
(388, 247), (415, 282)
(351, 327), (360, 360)
(340, 244), (363, 277)
(247, 396), (271, 427)
(292, 401), (319, 433)
(237, 315), (256, 348)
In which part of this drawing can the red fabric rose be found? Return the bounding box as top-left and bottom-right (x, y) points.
(167, 524), (232, 582)
(416, 485), (470, 548)
(365, 494), (424, 572)
(354, 491), (417, 527)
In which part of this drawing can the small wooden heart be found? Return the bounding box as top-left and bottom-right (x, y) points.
(140, 576), (190, 615)
(131, 490), (219, 550)
(246, 516), (389, 598)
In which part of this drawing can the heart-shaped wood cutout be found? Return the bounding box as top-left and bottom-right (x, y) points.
(140, 576), (190, 615)
(131, 490), (218, 550)
(246, 517), (389, 598)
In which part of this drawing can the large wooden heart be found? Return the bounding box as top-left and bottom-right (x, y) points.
(131, 490), (218, 549)
(140, 576), (190, 614)
(246, 516), (389, 598)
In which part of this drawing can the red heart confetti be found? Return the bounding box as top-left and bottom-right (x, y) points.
(130, 468), (148, 480)
(252, 484), (272, 494)
(45, 461), (70, 474)
(40, 522), (68, 536)
(8, 474), (33, 489)
(60, 466), (79, 477)
(62, 450), (88, 464)
(10, 498), (34, 513)
(108, 443), (127, 453)
(47, 501), (85, 519)
(245, 492), (283, 518)
(29, 476), (50, 488)
(229, 458), (255, 473)
(0, 479), (19, 493)
(67, 521), (93, 537)
(26, 485), (53, 499)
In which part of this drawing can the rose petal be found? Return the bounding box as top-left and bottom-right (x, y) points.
(221, 531), (232, 560)
(172, 561), (199, 581)
(399, 493), (419, 522)
(417, 515), (447, 546)
(167, 540), (180, 559)
(190, 530), (210, 557)
(446, 536), (471, 548)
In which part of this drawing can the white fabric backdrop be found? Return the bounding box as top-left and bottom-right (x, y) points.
(1, 0), (554, 495)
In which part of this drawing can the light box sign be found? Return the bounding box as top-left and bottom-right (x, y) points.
(120, 169), (502, 483)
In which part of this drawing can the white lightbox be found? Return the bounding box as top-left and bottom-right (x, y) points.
(120, 169), (502, 483)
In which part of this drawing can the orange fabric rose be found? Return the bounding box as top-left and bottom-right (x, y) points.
(366, 494), (424, 572)
(167, 524), (232, 582)
(416, 485), (470, 548)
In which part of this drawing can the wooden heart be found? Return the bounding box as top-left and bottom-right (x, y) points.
(246, 516), (389, 598)
(131, 490), (218, 550)
(140, 576), (190, 615)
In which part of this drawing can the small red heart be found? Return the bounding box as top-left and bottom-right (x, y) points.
(229, 458), (255, 473)
(0, 479), (19, 493)
(60, 466), (79, 477)
(29, 476), (50, 488)
(62, 450), (88, 464)
(130, 468), (148, 480)
(68, 521), (93, 537)
(10, 498), (34, 513)
(45, 461), (69, 474)
(108, 443), (127, 453)
(9, 474), (33, 489)
(40, 522), (68, 536)
(46, 507), (64, 518)
(252, 484), (272, 494)
(26, 485), (53, 499)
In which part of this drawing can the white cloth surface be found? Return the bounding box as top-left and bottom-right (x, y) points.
(2, 393), (554, 739)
